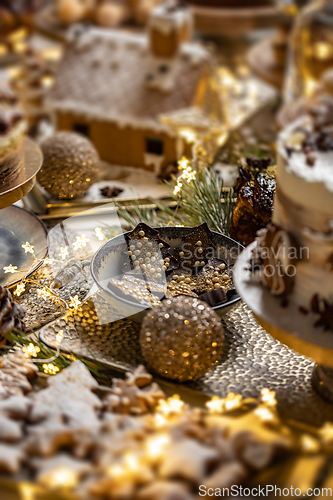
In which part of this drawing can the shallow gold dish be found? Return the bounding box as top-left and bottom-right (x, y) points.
(0, 138), (43, 210)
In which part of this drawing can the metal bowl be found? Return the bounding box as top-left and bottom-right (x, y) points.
(91, 227), (243, 323)
(0, 205), (48, 288)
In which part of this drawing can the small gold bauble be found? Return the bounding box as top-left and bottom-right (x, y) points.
(139, 296), (224, 382)
(38, 132), (99, 200)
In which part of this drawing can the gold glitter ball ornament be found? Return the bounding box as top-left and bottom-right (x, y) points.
(38, 132), (99, 199)
(139, 296), (224, 382)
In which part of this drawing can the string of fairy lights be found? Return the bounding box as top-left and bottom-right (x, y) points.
(17, 390), (278, 494)
(19, 386), (332, 496)
(2, 227), (110, 374)
(173, 156), (197, 195)
(3, 156), (198, 377)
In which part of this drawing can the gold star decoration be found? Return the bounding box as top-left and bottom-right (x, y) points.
(157, 395), (185, 416)
(95, 227), (106, 241)
(72, 235), (89, 251)
(254, 405), (278, 424)
(42, 363), (60, 375)
(14, 282), (25, 297)
(55, 329), (64, 345)
(43, 257), (55, 265)
(37, 288), (53, 301)
(3, 264), (18, 274)
(173, 157), (196, 195)
(22, 343), (41, 358)
(59, 247), (69, 260)
(69, 295), (81, 310)
(22, 242), (35, 254)
(319, 422), (333, 445)
(300, 434), (320, 454)
(206, 393), (243, 414)
(260, 388), (277, 407)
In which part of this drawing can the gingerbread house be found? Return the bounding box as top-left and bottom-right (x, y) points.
(46, 2), (211, 174)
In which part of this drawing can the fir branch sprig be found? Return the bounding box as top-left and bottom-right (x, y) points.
(116, 168), (234, 236)
(1, 329), (112, 382)
(166, 168), (234, 235)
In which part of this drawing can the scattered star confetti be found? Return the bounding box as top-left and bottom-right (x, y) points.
(69, 295), (81, 310)
(95, 227), (106, 241)
(73, 235), (89, 251)
(59, 247), (69, 260)
(43, 363), (60, 375)
(22, 343), (41, 358)
(22, 242), (35, 254)
(55, 330), (64, 345)
(157, 395), (185, 416)
(44, 257), (55, 265)
(3, 265), (18, 274)
(260, 388), (277, 407)
(206, 393), (243, 414)
(37, 288), (53, 300)
(319, 422), (333, 445)
(14, 282), (25, 297)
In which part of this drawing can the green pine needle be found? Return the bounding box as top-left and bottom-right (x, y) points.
(1, 329), (112, 382)
(116, 168), (234, 235)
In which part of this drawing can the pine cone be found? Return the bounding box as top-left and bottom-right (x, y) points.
(0, 285), (26, 337)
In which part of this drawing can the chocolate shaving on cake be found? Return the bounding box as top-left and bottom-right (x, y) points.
(311, 294), (333, 331)
(298, 96), (333, 154)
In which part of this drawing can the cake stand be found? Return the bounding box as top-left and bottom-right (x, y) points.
(234, 242), (333, 404)
(192, 5), (284, 36)
(0, 138), (43, 210)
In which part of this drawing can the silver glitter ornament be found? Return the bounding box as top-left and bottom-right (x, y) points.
(139, 296), (224, 382)
(38, 132), (99, 199)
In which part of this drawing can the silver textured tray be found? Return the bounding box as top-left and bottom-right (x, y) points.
(39, 292), (333, 428)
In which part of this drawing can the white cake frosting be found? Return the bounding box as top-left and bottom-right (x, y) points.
(271, 113), (333, 310)
(277, 117), (333, 214)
